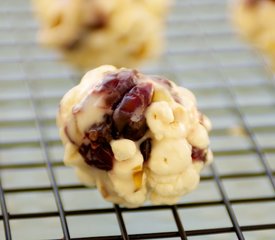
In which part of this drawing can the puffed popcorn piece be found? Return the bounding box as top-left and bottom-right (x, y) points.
(32, 0), (171, 69)
(57, 65), (213, 207)
(231, 0), (275, 68)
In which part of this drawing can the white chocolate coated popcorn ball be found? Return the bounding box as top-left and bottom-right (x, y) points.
(57, 65), (213, 207)
(32, 0), (171, 69)
(231, 0), (275, 68)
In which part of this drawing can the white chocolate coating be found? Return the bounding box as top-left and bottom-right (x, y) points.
(32, 0), (171, 69)
(57, 65), (213, 207)
(110, 139), (137, 161)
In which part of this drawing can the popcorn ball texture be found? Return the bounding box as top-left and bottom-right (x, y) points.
(57, 65), (213, 208)
(32, 0), (170, 69)
(231, 0), (275, 67)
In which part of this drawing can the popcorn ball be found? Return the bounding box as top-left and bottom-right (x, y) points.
(57, 65), (213, 208)
(32, 0), (170, 69)
(231, 0), (275, 68)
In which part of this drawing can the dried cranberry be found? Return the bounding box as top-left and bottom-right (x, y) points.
(93, 70), (137, 109)
(86, 115), (115, 142)
(192, 146), (207, 162)
(140, 138), (152, 162)
(79, 141), (113, 171)
(113, 82), (153, 140)
(78, 115), (116, 171)
(122, 118), (147, 140)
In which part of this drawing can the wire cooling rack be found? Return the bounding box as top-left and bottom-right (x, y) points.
(0, 0), (275, 239)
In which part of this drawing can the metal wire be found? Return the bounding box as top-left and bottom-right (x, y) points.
(0, 0), (275, 239)
(174, 10), (246, 240)
(171, 205), (188, 240)
(23, 76), (71, 239)
(210, 163), (245, 239)
(114, 205), (129, 240)
(0, 176), (12, 240)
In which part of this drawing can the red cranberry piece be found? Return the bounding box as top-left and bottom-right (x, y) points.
(113, 82), (154, 141)
(140, 138), (152, 162)
(78, 115), (116, 171)
(122, 118), (147, 140)
(192, 146), (207, 162)
(86, 115), (115, 142)
(93, 70), (137, 109)
(79, 141), (113, 171)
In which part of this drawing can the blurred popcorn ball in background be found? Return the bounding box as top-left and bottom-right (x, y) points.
(32, 0), (171, 70)
(231, 0), (275, 68)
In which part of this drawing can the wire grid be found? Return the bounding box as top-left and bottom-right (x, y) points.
(0, 0), (275, 239)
